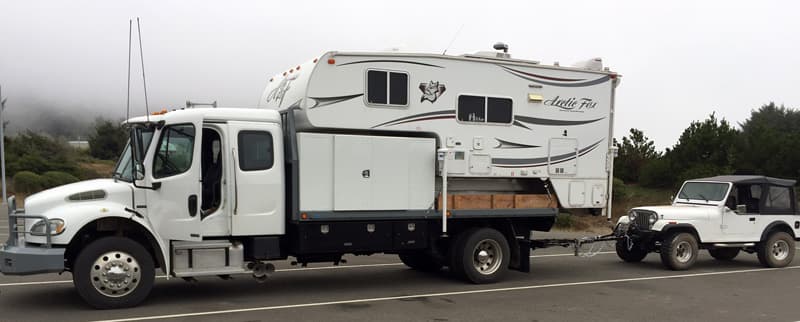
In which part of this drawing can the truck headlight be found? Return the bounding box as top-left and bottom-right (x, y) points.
(30, 218), (65, 236)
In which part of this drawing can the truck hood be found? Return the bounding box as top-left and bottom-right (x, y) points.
(633, 204), (716, 220)
(24, 179), (133, 216)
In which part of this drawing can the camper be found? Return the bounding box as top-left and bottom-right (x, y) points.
(0, 45), (620, 308)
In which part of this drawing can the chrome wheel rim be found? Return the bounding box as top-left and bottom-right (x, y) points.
(90, 251), (141, 298)
(675, 241), (693, 263)
(771, 240), (790, 261)
(472, 239), (502, 275)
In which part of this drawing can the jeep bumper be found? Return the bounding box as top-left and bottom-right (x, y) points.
(0, 244), (65, 275)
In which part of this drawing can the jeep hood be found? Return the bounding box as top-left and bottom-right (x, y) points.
(633, 204), (715, 220)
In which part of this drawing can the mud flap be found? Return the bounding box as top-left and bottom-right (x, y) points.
(510, 239), (531, 273)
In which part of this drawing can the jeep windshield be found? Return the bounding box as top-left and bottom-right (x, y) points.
(676, 182), (729, 205)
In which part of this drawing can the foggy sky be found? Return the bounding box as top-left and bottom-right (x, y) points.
(1, 0), (798, 149)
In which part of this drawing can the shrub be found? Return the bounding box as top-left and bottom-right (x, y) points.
(554, 213), (573, 229)
(13, 171), (44, 194)
(612, 177), (627, 201)
(42, 171), (79, 189)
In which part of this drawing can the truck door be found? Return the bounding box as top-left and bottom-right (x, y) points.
(228, 121), (285, 236)
(146, 114), (204, 241)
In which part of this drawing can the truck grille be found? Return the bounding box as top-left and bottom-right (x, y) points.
(632, 210), (655, 230)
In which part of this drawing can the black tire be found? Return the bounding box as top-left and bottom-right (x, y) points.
(708, 248), (740, 261)
(659, 232), (699, 270)
(756, 231), (795, 268)
(398, 252), (443, 272)
(449, 228), (510, 284)
(615, 239), (648, 263)
(73, 236), (155, 309)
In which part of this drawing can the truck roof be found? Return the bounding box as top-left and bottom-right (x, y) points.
(693, 175), (796, 187)
(126, 107), (281, 124)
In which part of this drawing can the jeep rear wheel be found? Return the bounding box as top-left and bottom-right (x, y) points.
(757, 231), (795, 268)
(708, 248), (740, 261)
(660, 232), (698, 270)
(615, 239), (648, 262)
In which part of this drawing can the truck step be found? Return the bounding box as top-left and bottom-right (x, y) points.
(172, 240), (246, 278)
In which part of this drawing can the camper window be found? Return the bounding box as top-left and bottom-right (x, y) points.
(366, 69), (408, 106)
(457, 95), (513, 125)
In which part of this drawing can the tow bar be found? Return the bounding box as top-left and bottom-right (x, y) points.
(531, 233), (625, 257)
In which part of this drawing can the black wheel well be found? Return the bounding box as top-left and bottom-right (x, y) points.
(65, 217), (164, 272)
(760, 221), (795, 242)
(660, 225), (701, 243)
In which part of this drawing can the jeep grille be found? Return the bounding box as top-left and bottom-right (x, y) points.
(633, 210), (656, 230)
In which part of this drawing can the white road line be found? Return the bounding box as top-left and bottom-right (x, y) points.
(92, 265), (800, 322)
(0, 252), (610, 287)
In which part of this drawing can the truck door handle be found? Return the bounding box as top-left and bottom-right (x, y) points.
(749, 217), (756, 222)
(188, 195), (198, 217)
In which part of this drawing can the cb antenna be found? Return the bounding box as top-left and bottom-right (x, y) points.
(125, 19), (132, 123)
(441, 24), (464, 55)
(136, 17), (151, 122)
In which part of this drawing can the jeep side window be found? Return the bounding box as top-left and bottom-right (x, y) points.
(764, 185), (792, 213)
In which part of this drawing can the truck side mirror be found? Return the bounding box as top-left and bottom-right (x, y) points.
(736, 204), (747, 214)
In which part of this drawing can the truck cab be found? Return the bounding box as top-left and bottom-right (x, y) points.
(615, 175), (799, 270)
(1, 108), (287, 308)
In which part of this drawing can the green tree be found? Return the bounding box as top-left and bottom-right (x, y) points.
(5, 131), (79, 177)
(614, 128), (660, 183)
(735, 103), (800, 181)
(88, 118), (127, 160)
(667, 112), (739, 185)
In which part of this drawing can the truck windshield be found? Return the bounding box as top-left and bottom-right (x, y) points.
(112, 127), (155, 182)
(677, 182), (729, 203)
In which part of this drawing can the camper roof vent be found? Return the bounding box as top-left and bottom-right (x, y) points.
(572, 58), (603, 71)
(462, 42), (512, 60)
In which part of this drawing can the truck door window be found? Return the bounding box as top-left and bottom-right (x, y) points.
(153, 124), (196, 178)
(238, 131), (274, 171)
(201, 128), (223, 215)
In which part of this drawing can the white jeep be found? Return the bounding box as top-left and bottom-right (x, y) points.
(615, 175), (799, 270)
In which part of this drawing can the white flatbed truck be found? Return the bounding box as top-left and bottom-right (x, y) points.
(0, 46), (621, 308)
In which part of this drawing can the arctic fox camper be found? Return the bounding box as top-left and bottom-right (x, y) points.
(0, 45), (620, 309)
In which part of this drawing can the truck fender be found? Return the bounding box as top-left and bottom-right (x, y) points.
(760, 221), (795, 241)
(659, 223), (702, 243)
(59, 204), (168, 274)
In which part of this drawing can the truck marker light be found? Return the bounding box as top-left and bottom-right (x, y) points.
(328, 58), (335, 64)
(668, 221), (677, 224)
(301, 213), (308, 220)
(289, 69), (294, 73)
(313, 58), (318, 63)
(283, 72), (287, 76)
(296, 65), (301, 70)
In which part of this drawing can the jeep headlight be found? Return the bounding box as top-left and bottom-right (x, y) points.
(648, 213), (658, 224)
(30, 218), (65, 236)
(628, 210), (637, 221)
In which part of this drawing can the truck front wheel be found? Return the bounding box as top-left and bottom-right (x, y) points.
(756, 231), (795, 268)
(615, 239), (648, 262)
(659, 232), (698, 270)
(73, 236), (155, 309)
(449, 228), (510, 284)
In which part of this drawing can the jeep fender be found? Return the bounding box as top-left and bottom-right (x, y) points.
(658, 224), (702, 243)
(760, 220), (796, 241)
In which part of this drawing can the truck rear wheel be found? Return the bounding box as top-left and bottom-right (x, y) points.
(398, 252), (443, 272)
(615, 239), (648, 262)
(756, 231), (795, 268)
(449, 228), (510, 284)
(659, 232), (698, 270)
(73, 236), (155, 309)
(708, 248), (740, 261)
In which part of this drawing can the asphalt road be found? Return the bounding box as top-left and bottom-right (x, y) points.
(2, 222), (800, 322)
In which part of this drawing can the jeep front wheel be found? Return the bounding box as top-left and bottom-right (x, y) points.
(615, 239), (648, 262)
(660, 232), (698, 270)
(756, 231), (795, 268)
(73, 236), (155, 309)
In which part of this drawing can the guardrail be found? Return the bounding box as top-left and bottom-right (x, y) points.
(5, 196), (54, 248)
